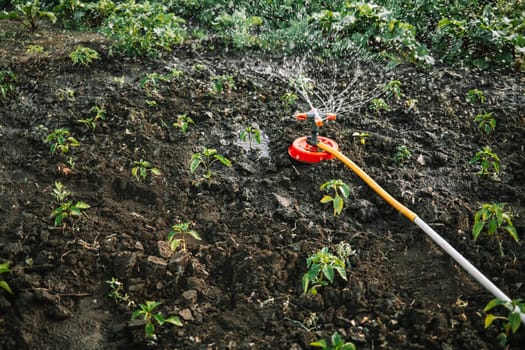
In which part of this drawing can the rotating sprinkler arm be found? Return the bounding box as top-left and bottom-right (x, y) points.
(295, 109), (336, 146)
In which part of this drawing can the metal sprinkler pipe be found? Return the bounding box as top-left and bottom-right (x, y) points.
(315, 141), (525, 325)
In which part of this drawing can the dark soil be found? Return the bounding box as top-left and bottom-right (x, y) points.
(1, 21), (524, 349)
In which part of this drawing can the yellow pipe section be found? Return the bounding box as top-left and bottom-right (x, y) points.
(317, 141), (417, 222)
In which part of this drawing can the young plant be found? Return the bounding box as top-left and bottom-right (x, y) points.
(52, 181), (71, 203)
(0, 70), (16, 98)
(0, 261), (13, 295)
(466, 89), (485, 104)
(190, 147), (232, 184)
(310, 331), (356, 350)
(280, 92), (298, 106)
(394, 145), (411, 164)
(106, 277), (135, 308)
(385, 80), (402, 100)
(474, 111), (496, 135)
(55, 87), (75, 101)
(7, 0), (57, 31)
(302, 247), (347, 295)
(131, 159), (160, 182)
(78, 105), (106, 132)
(173, 114), (194, 133)
(52, 200), (90, 227)
(404, 98), (419, 112)
(167, 222), (201, 252)
(320, 179), (351, 216)
(210, 75), (236, 94)
(239, 126), (261, 150)
(131, 301), (182, 339)
(45, 128), (80, 155)
(69, 46), (100, 66)
(484, 298), (525, 347)
(473, 203), (518, 243)
(369, 98), (390, 115)
(352, 131), (369, 146)
(469, 146), (500, 177)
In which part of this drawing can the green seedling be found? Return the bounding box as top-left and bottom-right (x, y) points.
(302, 246), (347, 295)
(52, 200), (90, 227)
(310, 331), (356, 350)
(469, 146), (500, 177)
(190, 147), (232, 184)
(369, 98), (390, 115)
(167, 222), (201, 252)
(69, 46), (100, 66)
(78, 105), (106, 131)
(106, 277), (135, 308)
(52, 181), (71, 203)
(26, 44), (45, 53)
(0, 261), (13, 295)
(466, 88), (485, 104)
(45, 128), (80, 154)
(210, 75), (236, 94)
(131, 301), (182, 339)
(239, 126), (261, 150)
(320, 179), (351, 216)
(394, 145), (411, 164)
(473, 203), (518, 243)
(0, 70), (16, 98)
(484, 298), (525, 347)
(474, 111), (496, 135)
(280, 92), (298, 106)
(386, 80), (402, 99)
(405, 98), (419, 112)
(131, 159), (160, 182)
(352, 131), (369, 146)
(173, 114), (194, 133)
(145, 100), (157, 108)
(55, 88), (75, 101)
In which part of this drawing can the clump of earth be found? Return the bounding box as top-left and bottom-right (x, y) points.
(0, 21), (524, 349)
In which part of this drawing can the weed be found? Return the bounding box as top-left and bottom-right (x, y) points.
(466, 89), (485, 104)
(0, 70), (16, 99)
(473, 203), (518, 243)
(45, 128), (80, 155)
(239, 126), (261, 151)
(52, 200), (90, 227)
(484, 298), (525, 347)
(173, 114), (194, 133)
(302, 246), (347, 295)
(474, 111), (496, 135)
(52, 181), (71, 203)
(0, 261), (13, 295)
(394, 145), (411, 164)
(469, 146), (500, 177)
(167, 222), (201, 252)
(69, 46), (100, 66)
(281, 92), (298, 107)
(131, 159), (160, 182)
(352, 131), (369, 146)
(386, 80), (402, 99)
(106, 277), (135, 308)
(311, 331), (356, 350)
(369, 98), (390, 115)
(320, 179), (351, 216)
(131, 301), (182, 339)
(210, 75), (236, 94)
(190, 147), (232, 185)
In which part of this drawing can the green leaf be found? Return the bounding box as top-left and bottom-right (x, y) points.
(75, 201), (90, 209)
(301, 273), (311, 293)
(508, 312), (521, 333)
(131, 309), (142, 320)
(131, 167), (138, 178)
(214, 154), (232, 167)
(145, 321), (155, 337)
(484, 313), (499, 328)
(320, 195), (333, 203)
(310, 339), (328, 348)
(323, 265), (334, 283)
(164, 315), (183, 326)
(334, 265), (347, 281)
(333, 195), (344, 215)
(150, 168), (160, 176)
(190, 158), (201, 173)
(188, 230), (201, 240)
(487, 219), (498, 235)
(484, 298), (507, 312)
(472, 221), (485, 240)
(153, 312), (165, 325)
(169, 239), (182, 251)
(0, 280), (13, 294)
(338, 183), (351, 198)
(504, 225), (519, 242)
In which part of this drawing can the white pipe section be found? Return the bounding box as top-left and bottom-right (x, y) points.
(414, 217), (525, 325)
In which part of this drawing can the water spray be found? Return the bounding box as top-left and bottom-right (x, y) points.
(290, 110), (525, 325)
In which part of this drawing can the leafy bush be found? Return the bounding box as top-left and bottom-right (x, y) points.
(101, 1), (186, 57)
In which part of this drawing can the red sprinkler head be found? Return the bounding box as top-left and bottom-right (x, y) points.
(288, 110), (339, 163)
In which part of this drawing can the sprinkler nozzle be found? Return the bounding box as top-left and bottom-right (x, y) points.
(294, 109), (336, 146)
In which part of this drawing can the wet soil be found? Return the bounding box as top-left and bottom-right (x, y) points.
(0, 21), (524, 349)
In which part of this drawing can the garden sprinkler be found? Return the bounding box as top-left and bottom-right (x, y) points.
(290, 111), (525, 325)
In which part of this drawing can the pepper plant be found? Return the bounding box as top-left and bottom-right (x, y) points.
(0, 261), (13, 295)
(239, 126), (261, 151)
(173, 114), (194, 133)
(131, 301), (182, 339)
(167, 222), (201, 252)
(394, 145), (411, 164)
(302, 247), (347, 295)
(131, 159), (160, 182)
(310, 331), (356, 350)
(466, 89), (485, 104)
(210, 75), (236, 94)
(0, 70), (16, 98)
(385, 80), (402, 100)
(190, 147), (232, 185)
(473, 203), (518, 242)
(45, 128), (80, 155)
(484, 298), (525, 347)
(52, 200), (90, 227)
(469, 146), (500, 177)
(473, 111), (496, 135)
(320, 179), (350, 216)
